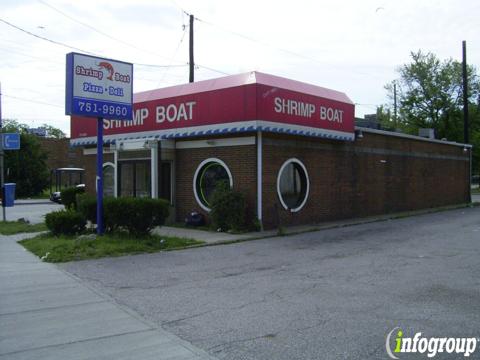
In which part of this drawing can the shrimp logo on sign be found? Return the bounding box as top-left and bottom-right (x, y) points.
(97, 61), (131, 84)
(98, 62), (114, 81)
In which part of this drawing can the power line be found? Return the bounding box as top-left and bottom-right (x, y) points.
(0, 17), (182, 69)
(136, 63), (187, 68)
(196, 64), (230, 76)
(0, 17), (96, 55)
(194, 17), (330, 67)
(3, 94), (63, 108)
(0, 45), (63, 64)
(37, 0), (183, 64)
(187, 12), (378, 78)
(0, 16), (227, 75)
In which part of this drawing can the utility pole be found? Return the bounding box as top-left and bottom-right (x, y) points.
(393, 81), (397, 129)
(462, 40), (469, 144)
(189, 14), (194, 83)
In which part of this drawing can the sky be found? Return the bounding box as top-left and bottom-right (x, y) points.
(0, 0), (479, 136)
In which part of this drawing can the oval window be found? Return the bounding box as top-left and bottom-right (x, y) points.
(193, 158), (233, 211)
(277, 158), (309, 212)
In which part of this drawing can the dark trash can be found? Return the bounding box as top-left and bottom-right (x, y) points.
(185, 211), (205, 227)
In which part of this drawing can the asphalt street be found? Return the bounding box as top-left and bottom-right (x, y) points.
(61, 206), (480, 360)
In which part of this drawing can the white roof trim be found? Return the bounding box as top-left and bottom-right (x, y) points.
(70, 120), (355, 146)
(356, 127), (472, 148)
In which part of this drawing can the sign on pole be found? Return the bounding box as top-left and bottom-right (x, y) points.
(66, 53), (133, 235)
(65, 52), (133, 120)
(2, 133), (20, 150)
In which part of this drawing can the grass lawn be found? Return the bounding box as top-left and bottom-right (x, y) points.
(0, 221), (47, 235)
(19, 232), (204, 262)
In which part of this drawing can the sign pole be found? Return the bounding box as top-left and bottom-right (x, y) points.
(0, 82), (5, 222)
(96, 117), (104, 235)
(0, 146), (5, 222)
(65, 52), (132, 233)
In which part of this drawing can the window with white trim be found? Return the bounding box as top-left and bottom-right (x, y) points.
(277, 158), (309, 212)
(193, 158), (233, 212)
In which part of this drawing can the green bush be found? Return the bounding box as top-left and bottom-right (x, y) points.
(45, 210), (86, 236)
(61, 187), (85, 209)
(104, 197), (169, 236)
(76, 194), (97, 224)
(210, 181), (246, 231)
(76, 196), (170, 236)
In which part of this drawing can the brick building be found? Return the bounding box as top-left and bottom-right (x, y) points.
(38, 138), (83, 171)
(71, 72), (471, 229)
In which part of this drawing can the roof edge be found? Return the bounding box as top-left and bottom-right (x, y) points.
(356, 126), (472, 148)
(134, 71), (353, 105)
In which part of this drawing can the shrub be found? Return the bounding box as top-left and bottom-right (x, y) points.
(73, 196), (170, 235)
(61, 187), (85, 210)
(104, 197), (169, 236)
(76, 194), (97, 224)
(210, 181), (246, 231)
(250, 217), (262, 232)
(45, 210), (86, 236)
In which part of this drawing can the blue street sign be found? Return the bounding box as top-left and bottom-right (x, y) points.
(2, 133), (20, 150)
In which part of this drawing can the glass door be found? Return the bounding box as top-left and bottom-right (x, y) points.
(135, 162), (151, 198)
(118, 161), (151, 197)
(119, 162), (134, 197)
(159, 161), (172, 203)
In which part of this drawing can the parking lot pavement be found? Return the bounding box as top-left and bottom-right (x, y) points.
(0, 233), (216, 360)
(4, 200), (62, 224)
(62, 206), (480, 360)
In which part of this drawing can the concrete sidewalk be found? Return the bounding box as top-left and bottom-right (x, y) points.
(154, 202), (479, 245)
(0, 233), (216, 360)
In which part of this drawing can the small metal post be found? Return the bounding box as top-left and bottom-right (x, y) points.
(462, 41), (469, 144)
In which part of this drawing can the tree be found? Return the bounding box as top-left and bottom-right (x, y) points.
(383, 50), (480, 173)
(2, 119), (50, 197)
(376, 105), (394, 131)
(40, 124), (66, 139)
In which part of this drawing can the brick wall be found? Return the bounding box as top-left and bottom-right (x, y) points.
(81, 151), (114, 195)
(261, 132), (470, 229)
(175, 143), (257, 225)
(38, 138), (83, 171)
(76, 131), (470, 230)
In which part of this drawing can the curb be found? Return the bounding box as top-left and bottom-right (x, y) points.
(186, 202), (479, 248)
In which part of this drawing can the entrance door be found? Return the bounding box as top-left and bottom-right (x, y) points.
(118, 160), (151, 197)
(159, 161), (172, 203)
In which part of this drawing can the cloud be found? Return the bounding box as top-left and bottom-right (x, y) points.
(0, 0), (479, 135)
